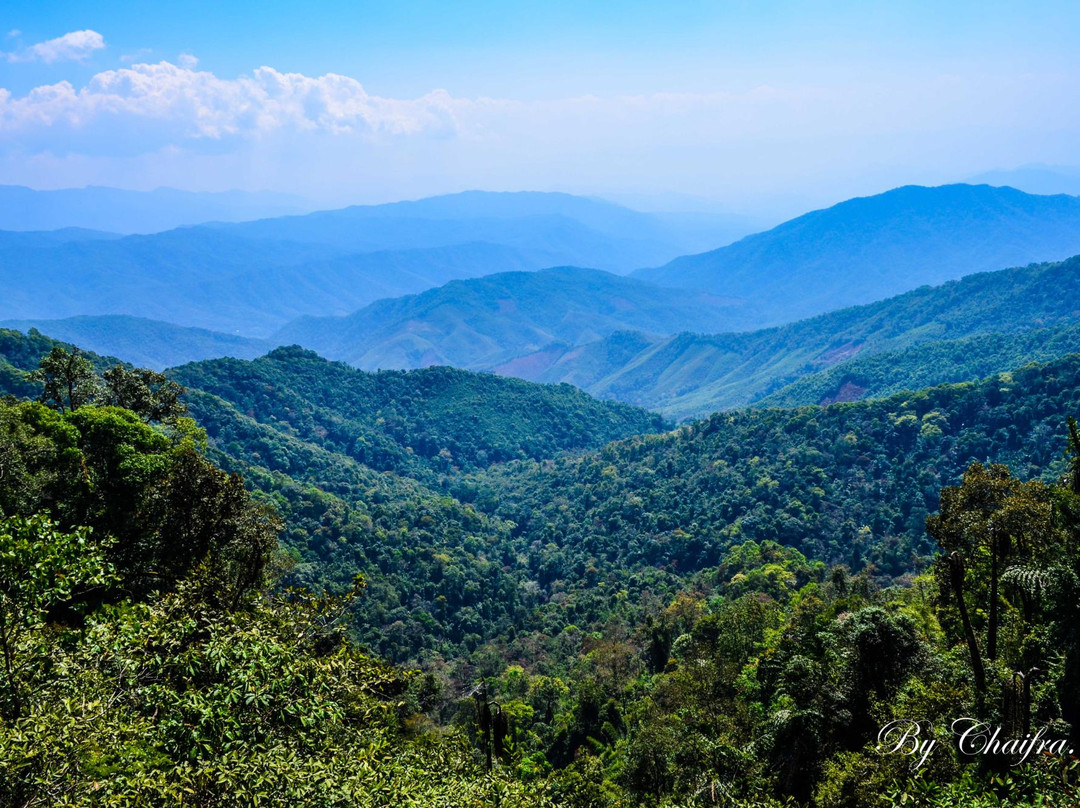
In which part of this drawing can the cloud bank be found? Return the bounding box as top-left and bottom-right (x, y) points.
(0, 61), (466, 156)
(0, 57), (1077, 212)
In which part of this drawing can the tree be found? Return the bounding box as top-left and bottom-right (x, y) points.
(928, 462), (1065, 716)
(30, 346), (100, 413)
(102, 365), (186, 423)
(140, 446), (281, 608)
(0, 514), (114, 722)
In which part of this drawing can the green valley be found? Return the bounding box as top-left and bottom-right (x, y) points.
(4, 327), (1080, 805)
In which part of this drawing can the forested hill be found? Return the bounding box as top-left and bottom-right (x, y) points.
(759, 319), (1080, 407)
(633, 183), (1080, 325)
(5, 324), (1080, 803)
(169, 345), (666, 476)
(518, 253), (1080, 418)
(0, 327), (123, 397)
(466, 354), (1080, 583)
(0, 331), (665, 663)
(0, 332), (666, 478)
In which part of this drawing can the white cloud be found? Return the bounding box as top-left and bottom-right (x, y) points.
(7, 30), (21, 39)
(7, 29), (105, 64)
(0, 58), (1077, 211)
(0, 60), (464, 154)
(177, 53), (198, 69)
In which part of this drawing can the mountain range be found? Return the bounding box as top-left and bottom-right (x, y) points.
(8, 169), (1080, 807)
(273, 266), (758, 370)
(499, 254), (1080, 418)
(0, 190), (744, 335)
(634, 183), (1080, 324)
(6, 183), (1080, 422)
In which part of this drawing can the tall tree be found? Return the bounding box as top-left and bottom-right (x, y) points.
(102, 365), (186, 423)
(30, 346), (100, 413)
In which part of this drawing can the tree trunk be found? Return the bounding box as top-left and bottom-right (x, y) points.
(988, 539), (999, 662)
(950, 552), (987, 716)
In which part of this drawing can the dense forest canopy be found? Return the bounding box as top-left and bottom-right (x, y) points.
(2, 330), (1080, 805)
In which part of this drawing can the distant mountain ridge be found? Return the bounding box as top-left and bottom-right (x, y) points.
(634, 184), (1080, 325)
(272, 266), (760, 371)
(0, 316), (270, 370)
(209, 189), (745, 272)
(967, 166), (1080, 196)
(0, 190), (748, 335)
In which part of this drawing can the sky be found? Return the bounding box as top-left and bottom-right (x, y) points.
(1, 0), (1079, 216)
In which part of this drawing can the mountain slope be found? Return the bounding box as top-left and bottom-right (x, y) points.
(0, 231), (562, 335)
(169, 345), (668, 475)
(0, 329), (665, 662)
(0, 190), (748, 334)
(470, 353), (1080, 581)
(213, 190), (742, 271)
(757, 320), (1080, 407)
(273, 266), (759, 370)
(635, 184), (1080, 325)
(514, 254), (1080, 418)
(0, 316), (271, 370)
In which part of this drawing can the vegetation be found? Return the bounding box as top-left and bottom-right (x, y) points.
(4, 331), (1080, 804)
(170, 345), (666, 475)
(760, 320), (1080, 407)
(519, 253), (1080, 419)
(0, 404), (555, 805)
(467, 355), (1080, 584)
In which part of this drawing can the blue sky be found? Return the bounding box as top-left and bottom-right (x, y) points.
(1, 1), (1079, 215)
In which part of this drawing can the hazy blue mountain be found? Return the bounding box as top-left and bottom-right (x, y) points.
(0, 316), (271, 370)
(273, 266), (759, 370)
(0, 231), (595, 335)
(509, 254), (1080, 419)
(0, 228), (345, 335)
(212, 190), (743, 272)
(282, 242), (546, 309)
(0, 185), (314, 233)
(634, 184), (1080, 325)
(0, 228), (124, 246)
(0, 190), (752, 334)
